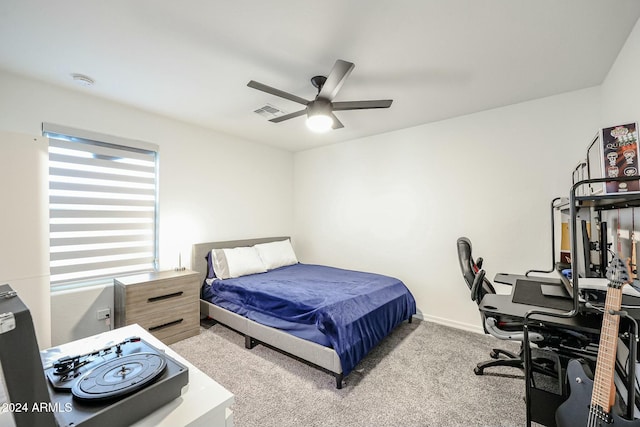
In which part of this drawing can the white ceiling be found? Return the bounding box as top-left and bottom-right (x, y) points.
(1, 1), (639, 152)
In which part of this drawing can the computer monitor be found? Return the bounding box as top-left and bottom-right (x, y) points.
(587, 132), (604, 195)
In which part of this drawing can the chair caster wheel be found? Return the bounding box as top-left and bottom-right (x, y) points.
(474, 366), (483, 375)
(489, 350), (499, 359)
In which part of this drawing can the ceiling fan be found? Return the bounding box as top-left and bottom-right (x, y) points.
(247, 59), (393, 133)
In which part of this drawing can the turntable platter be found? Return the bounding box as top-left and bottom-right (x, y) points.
(72, 352), (166, 402)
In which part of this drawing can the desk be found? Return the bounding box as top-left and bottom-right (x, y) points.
(481, 275), (640, 334)
(479, 277), (598, 427)
(479, 284), (600, 338)
(494, 273), (561, 286)
(479, 275), (640, 427)
(40, 324), (234, 427)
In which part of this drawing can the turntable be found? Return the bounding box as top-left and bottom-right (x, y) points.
(43, 335), (189, 427)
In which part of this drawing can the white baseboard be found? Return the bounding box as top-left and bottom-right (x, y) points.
(422, 313), (484, 335)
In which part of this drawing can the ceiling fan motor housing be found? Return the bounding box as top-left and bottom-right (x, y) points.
(310, 75), (327, 91)
(308, 98), (332, 116)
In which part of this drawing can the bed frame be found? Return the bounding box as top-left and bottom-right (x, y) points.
(192, 237), (345, 388)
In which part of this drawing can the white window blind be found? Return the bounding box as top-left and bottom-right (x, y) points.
(43, 124), (158, 289)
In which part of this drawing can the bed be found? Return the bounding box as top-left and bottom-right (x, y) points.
(193, 237), (416, 388)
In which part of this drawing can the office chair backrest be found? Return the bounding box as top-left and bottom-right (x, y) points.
(457, 237), (496, 303)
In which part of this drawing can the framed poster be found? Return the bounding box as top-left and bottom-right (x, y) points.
(601, 122), (640, 194)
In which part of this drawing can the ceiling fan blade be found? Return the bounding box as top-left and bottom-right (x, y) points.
(247, 80), (309, 106)
(268, 109), (307, 123)
(332, 100), (393, 110)
(318, 60), (355, 101)
(330, 113), (344, 129)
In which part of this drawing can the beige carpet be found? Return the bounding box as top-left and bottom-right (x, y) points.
(170, 319), (531, 427)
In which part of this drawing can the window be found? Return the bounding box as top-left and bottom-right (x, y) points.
(43, 123), (158, 289)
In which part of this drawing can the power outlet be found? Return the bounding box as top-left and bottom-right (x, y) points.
(96, 308), (111, 320)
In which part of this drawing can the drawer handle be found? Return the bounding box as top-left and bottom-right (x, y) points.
(148, 318), (183, 332)
(148, 291), (183, 303)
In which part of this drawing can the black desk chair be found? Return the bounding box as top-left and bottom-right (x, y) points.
(456, 236), (548, 375)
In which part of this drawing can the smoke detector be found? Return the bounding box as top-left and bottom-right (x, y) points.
(71, 73), (95, 87)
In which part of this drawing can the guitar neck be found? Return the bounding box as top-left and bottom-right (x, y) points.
(633, 237), (637, 280)
(591, 285), (624, 412)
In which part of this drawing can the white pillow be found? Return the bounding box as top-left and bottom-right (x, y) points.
(254, 239), (298, 270)
(210, 246), (267, 279)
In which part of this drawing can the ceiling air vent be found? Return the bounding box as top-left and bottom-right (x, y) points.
(254, 103), (286, 120)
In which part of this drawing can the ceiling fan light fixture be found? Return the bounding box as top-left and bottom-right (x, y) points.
(306, 99), (333, 133)
(306, 113), (333, 133)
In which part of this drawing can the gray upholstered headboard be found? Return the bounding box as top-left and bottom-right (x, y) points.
(191, 236), (290, 286)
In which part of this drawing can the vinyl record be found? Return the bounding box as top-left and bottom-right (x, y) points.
(72, 352), (166, 402)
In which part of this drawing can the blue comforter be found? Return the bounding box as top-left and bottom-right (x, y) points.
(201, 263), (416, 376)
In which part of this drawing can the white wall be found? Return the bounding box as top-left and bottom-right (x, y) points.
(0, 132), (50, 348)
(601, 15), (640, 126)
(0, 70), (294, 344)
(293, 87), (601, 331)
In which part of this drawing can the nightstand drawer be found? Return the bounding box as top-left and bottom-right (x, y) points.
(128, 301), (199, 344)
(121, 276), (198, 319)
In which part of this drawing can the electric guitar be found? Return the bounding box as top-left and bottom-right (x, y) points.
(556, 254), (640, 426)
(632, 232), (637, 280)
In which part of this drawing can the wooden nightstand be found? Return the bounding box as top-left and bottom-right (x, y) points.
(114, 270), (200, 345)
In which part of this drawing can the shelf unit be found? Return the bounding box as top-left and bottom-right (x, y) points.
(523, 175), (640, 426)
